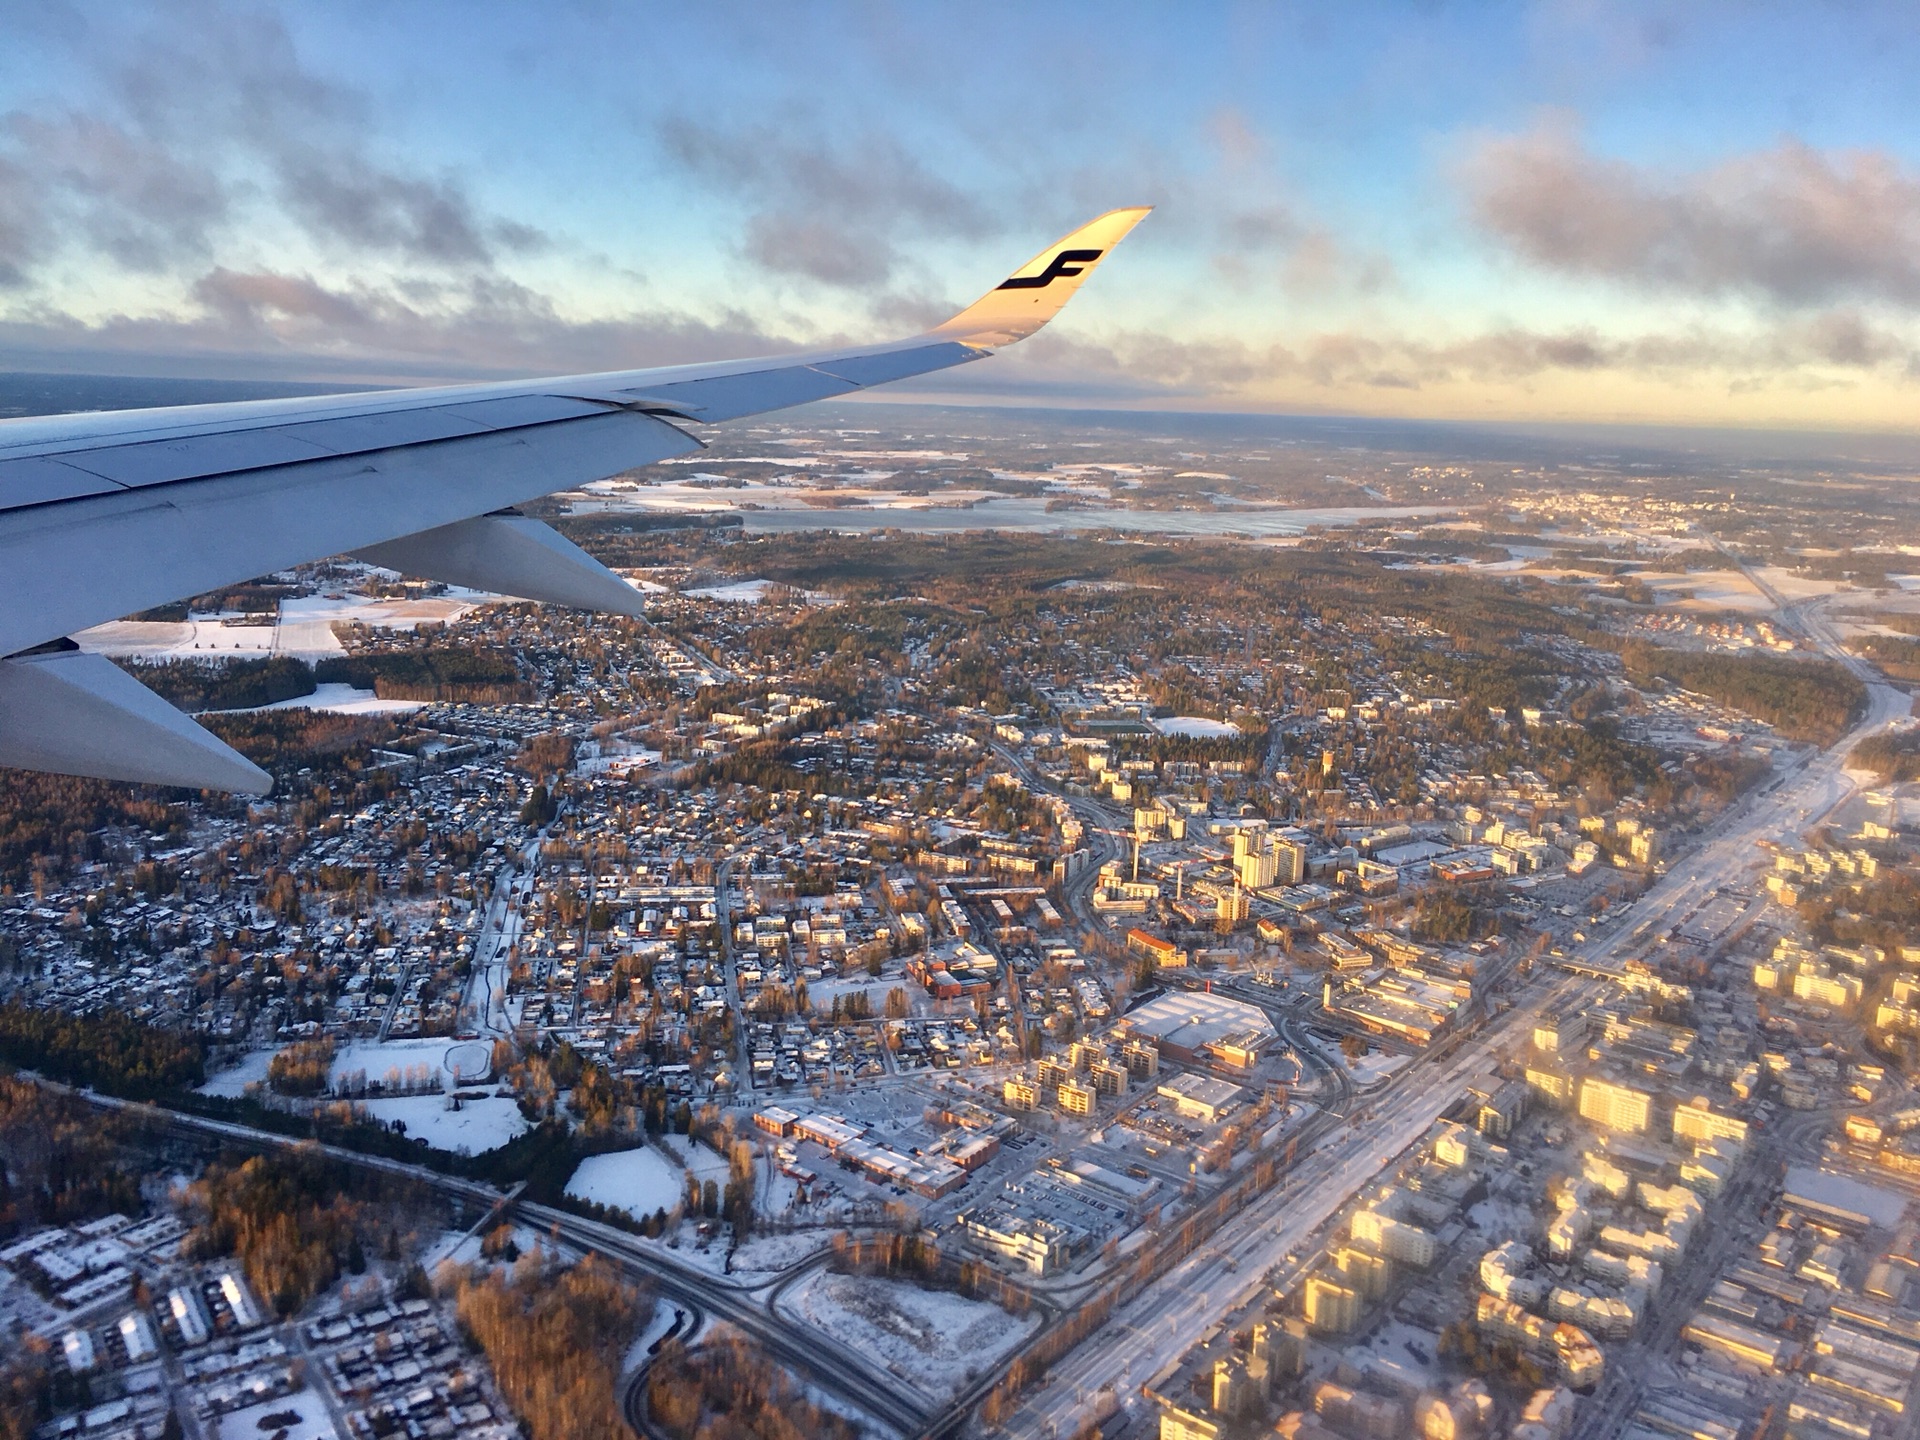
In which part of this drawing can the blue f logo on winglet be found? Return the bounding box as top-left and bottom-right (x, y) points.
(996, 248), (1105, 290)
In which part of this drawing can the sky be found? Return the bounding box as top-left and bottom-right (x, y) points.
(3, 1), (1920, 430)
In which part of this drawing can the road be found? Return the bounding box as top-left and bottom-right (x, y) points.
(1000, 665), (1911, 1437)
(57, 1087), (932, 1438)
(1002, 969), (1597, 1438)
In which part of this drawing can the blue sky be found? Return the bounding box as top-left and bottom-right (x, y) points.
(4, 1), (1920, 427)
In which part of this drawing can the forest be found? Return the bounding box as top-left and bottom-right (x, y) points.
(0, 1076), (149, 1240)
(182, 1147), (427, 1315)
(0, 1002), (204, 1097)
(0, 769), (192, 890)
(316, 647), (528, 702)
(126, 655), (318, 711)
(1618, 640), (1866, 745)
(645, 1333), (859, 1440)
(452, 1255), (644, 1440)
(1851, 730), (1920, 783)
(125, 646), (528, 711)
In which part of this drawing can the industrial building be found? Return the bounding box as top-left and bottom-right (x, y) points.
(1116, 990), (1276, 1071)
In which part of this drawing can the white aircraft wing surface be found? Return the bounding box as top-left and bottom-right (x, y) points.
(0, 207), (1149, 793)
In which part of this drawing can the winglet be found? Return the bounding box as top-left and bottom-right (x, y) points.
(933, 207), (1151, 347)
(0, 648), (272, 795)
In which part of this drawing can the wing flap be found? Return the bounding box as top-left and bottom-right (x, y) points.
(437, 394), (616, 428)
(0, 456), (124, 507)
(0, 409), (702, 660)
(642, 366), (861, 423)
(811, 340), (986, 387)
(63, 428), (339, 488)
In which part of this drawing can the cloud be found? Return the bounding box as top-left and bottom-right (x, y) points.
(0, 264), (814, 383)
(658, 113), (992, 286)
(969, 308), (1920, 404)
(4, 110), (228, 273)
(0, 1), (548, 286)
(1462, 116), (1920, 306)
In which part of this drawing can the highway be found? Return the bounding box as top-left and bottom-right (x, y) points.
(1000, 667), (1910, 1437)
(1003, 968), (1598, 1438)
(57, 1086), (933, 1438)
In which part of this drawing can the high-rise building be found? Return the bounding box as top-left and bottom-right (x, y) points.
(1304, 1275), (1363, 1333)
(1579, 1076), (1653, 1135)
(1671, 1096), (1749, 1147)
(1057, 1079), (1096, 1116)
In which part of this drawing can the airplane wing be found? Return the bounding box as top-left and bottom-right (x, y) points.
(0, 207), (1150, 793)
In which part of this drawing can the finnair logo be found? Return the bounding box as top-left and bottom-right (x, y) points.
(997, 248), (1104, 290)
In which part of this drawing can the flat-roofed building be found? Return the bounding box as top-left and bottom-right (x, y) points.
(1117, 990), (1275, 1070)
(1526, 1063), (1577, 1108)
(1158, 1404), (1221, 1440)
(1304, 1276), (1362, 1333)
(1058, 1079), (1096, 1116)
(1157, 1072), (1245, 1123)
(956, 1204), (1072, 1275)
(1681, 1314), (1789, 1373)
(1579, 1076), (1653, 1135)
(1672, 1097), (1749, 1148)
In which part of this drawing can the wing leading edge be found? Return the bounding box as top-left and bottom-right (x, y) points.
(0, 207), (1150, 791)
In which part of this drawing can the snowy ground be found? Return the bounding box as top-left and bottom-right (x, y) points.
(1343, 1050), (1414, 1088)
(215, 1388), (340, 1440)
(1152, 716), (1242, 738)
(684, 578), (785, 603)
(565, 1146), (687, 1218)
(661, 1227), (831, 1281)
(359, 1095), (527, 1155)
(330, 1037), (460, 1088)
(776, 1270), (1039, 1404)
(422, 1222), (561, 1273)
(1350, 1319), (1444, 1392)
(75, 592), (485, 661)
(1466, 1196), (1537, 1241)
(623, 1298), (689, 1374)
(240, 683), (423, 715)
(659, 1132), (732, 1185)
(198, 1047), (276, 1097)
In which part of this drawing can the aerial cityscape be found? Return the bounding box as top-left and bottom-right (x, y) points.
(6, 5), (1920, 1440)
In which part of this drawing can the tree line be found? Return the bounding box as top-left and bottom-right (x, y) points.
(1619, 639), (1867, 745)
(452, 1255), (644, 1440)
(0, 1002), (204, 1097)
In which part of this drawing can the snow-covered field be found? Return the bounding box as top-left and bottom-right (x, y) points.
(360, 1095), (527, 1155)
(659, 1133), (732, 1185)
(565, 1146), (687, 1218)
(660, 1227), (830, 1281)
(244, 683), (423, 715)
(216, 1389), (340, 1440)
(1343, 1049), (1413, 1087)
(1153, 716), (1241, 738)
(76, 592), (485, 662)
(198, 1047), (276, 1097)
(777, 1271), (1039, 1403)
(330, 1037), (457, 1088)
(684, 578), (785, 604)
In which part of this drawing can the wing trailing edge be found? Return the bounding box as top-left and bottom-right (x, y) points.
(0, 207), (1152, 790)
(0, 647), (273, 795)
